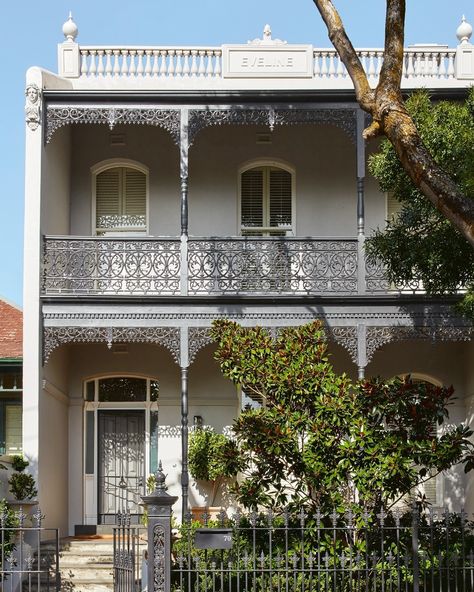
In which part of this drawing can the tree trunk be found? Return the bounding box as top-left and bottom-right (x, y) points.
(312, 0), (474, 247)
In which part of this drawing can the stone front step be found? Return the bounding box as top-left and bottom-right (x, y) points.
(24, 537), (121, 592)
(58, 538), (115, 591)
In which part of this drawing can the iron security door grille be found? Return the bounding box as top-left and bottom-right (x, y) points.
(98, 410), (145, 524)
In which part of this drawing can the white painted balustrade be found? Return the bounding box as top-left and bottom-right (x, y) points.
(313, 48), (457, 80)
(57, 15), (474, 86)
(79, 47), (223, 78)
(77, 46), (457, 81)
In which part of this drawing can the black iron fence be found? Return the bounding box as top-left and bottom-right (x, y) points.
(0, 504), (59, 592)
(114, 468), (474, 592)
(172, 507), (474, 592)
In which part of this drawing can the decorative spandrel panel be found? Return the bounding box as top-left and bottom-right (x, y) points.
(46, 105), (181, 144)
(187, 108), (357, 145)
(187, 238), (358, 295)
(43, 238), (181, 296)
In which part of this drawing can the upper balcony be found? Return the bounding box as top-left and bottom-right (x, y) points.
(41, 235), (421, 299)
(52, 16), (474, 93)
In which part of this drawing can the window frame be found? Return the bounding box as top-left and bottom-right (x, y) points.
(0, 397), (22, 456)
(91, 159), (150, 236)
(238, 159), (296, 236)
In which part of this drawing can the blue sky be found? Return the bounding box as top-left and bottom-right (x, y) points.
(0, 0), (471, 307)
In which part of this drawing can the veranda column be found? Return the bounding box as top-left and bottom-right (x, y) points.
(356, 108), (366, 236)
(356, 108), (367, 296)
(357, 323), (367, 380)
(180, 109), (189, 295)
(180, 327), (190, 518)
(180, 108), (189, 236)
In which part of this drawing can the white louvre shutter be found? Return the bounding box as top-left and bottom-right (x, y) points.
(95, 167), (147, 233)
(269, 168), (292, 228)
(124, 168), (146, 216)
(5, 405), (22, 454)
(96, 169), (121, 220)
(387, 192), (402, 222)
(241, 169), (264, 229)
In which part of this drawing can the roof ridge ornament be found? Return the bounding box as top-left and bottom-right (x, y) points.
(248, 24), (287, 46)
(456, 15), (472, 45)
(62, 11), (78, 42)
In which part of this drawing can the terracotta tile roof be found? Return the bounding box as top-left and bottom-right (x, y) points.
(0, 299), (22, 359)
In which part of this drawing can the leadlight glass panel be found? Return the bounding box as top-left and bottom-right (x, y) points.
(150, 380), (159, 402)
(98, 377), (147, 402)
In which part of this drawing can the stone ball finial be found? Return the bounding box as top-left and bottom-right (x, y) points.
(62, 12), (78, 42)
(456, 15), (472, 44)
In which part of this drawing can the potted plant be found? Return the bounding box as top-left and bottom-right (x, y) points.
(188, 427), (238, 517)
(8, 455), (38, 504)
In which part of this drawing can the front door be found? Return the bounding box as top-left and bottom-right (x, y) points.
(98, 410), (145, 524)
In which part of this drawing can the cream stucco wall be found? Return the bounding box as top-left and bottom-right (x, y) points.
(40, 346), (70, 535)
(41, 126), (71, 235)
(43, 122), (387, 239)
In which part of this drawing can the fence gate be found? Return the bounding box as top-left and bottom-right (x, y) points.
(0, 505), (60, 591)
(113, 511), (147, 592)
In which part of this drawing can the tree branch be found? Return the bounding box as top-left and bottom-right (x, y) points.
(311, 0), (474, 246)
(312, 0), (375, 111)
(383, 109), (474, 246)
(378, 0), (405, 97)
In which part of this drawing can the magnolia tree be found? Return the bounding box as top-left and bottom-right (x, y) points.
(211, 319), (474, 514)
(311, 0), (474, 246)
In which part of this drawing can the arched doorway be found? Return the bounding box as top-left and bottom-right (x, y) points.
(83, 375), (159, 524)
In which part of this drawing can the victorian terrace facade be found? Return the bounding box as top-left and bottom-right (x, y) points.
(24, 15), (474, 536)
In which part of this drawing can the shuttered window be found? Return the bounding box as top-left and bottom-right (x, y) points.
(0, 400), (22, 456)
(241, 167), (293, 236)
(95, 167), (147, 234)
(5, 404), (22, 455)
(386, 192), (403, 222)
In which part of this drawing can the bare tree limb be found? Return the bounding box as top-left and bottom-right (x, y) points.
(378, 0), (405, 96)
(311, 0), (374, 110)
(312, 0), (474, 247)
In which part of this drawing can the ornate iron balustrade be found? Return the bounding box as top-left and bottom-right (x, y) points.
(43, 237), (181, 295)
(42, 235), (442, 297)
(365, 257), (425, 294)
(188, 237), (359, 295)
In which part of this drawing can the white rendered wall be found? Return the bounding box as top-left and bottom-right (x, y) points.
(41, 126), (71, 235)
(40, 347), (70, 534)
(66, 123), (385, 238)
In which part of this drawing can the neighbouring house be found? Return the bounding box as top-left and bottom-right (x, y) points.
(23, 14), (474, 537)
(0, 298), (23, 498)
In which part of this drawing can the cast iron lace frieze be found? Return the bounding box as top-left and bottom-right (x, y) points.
(43, 326), (181, 365)
(187, 324), (358, 365)
(46, 105), (181, 144)
(187, 108), (357, 145)
(366, 325), (474, 363)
